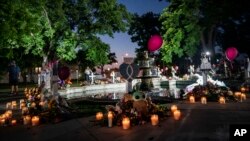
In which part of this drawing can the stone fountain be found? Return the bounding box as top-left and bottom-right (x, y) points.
(136, 51), (158, 91)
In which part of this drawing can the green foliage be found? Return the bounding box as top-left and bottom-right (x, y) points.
(86, 37), (110, 66)
(0, 0), (131, 67)
(160, 0), (250, 63)
(160, 0), (201, 63)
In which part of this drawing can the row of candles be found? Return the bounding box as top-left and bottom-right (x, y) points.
(95, 107), (182, 130)
(189, 92), (247, 104)
(0, 111), (40, 126)
(0, 98), (40, 126)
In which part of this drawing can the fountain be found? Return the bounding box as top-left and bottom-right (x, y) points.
(136, 51), (158, 91)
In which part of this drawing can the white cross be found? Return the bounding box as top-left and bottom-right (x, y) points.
(110, 71), (115, 83)
(89, 72), (95, 84)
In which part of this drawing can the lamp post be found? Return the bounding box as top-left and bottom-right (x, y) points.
(200, 51), (211, 86)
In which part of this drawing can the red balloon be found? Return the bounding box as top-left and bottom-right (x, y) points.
(147, 35), (163, 52)
(225, 47), (238, 61)
(58, 66), (70, 80)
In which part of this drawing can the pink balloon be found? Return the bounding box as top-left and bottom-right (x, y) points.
(147, 35), (163, 52)
(225, 47), (238, 61)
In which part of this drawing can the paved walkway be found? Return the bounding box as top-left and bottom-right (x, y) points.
(1, 93), (250, 141)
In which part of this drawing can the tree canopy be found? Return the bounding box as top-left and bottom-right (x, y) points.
(128, 12), (161, 51)
(160, 0), (250, 63)
(0, 0), (131, 68)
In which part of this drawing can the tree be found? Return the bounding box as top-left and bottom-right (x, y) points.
(160, 0), (201, 63)
(0, 0), (131, 64)
(160, 0), (250, 63)
(0, 0), (131, 80)
(128, 12), (162, 56)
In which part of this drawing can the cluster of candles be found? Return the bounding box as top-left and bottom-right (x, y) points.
(0, 88), (44, 127)
(0, 110), (16, 126)
(234, 91), (247, 102)
(95, 111), (162, 129)
(170, 105), (181, 120)
(189, 91), (247, 105)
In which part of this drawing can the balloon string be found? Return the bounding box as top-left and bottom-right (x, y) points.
(230, 62), (233, 69)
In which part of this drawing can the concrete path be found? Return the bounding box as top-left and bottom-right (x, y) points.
(1, 95), (250, 141)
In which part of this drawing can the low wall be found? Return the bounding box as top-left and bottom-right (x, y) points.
(59, 83), (127, 99)
(58, 78), (196, 99)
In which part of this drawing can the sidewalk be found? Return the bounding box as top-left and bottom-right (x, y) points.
(1, 95), (250, 141)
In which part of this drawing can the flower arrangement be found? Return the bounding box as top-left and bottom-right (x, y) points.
(94, 92), (171, 127)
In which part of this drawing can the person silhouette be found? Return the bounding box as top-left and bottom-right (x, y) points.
(8, 60), (21, 95)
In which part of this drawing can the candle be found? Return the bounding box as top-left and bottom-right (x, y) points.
(22, 107), (29, 115)
(240, 87), (246, 93)
(219, 96), (226, 104)
(122, 117), (130, 130)
(151, 114), (159, 126)
(31, 116), (39, 126)
(173, 110), (181, 120)
(39, 101), (45, 107)
(20, 102), (26, 109)
(96, 112), (103, 121)
(24, 88), (28, 93)
(0, 118), (5, 126)
(201, 97), (207, 104)
(6, 102), (12, 109)
(11, 119), (17, 126)
(5, 110), (12, 119)
(23, 115), (31, 125)
(189, 96), (195, 103)
(31, 102), (36, 108)
(241, 93), (246, 100)
(234, 92), (241, 98)
(36, 94), (41, 99)
(11, 101), (17, 109)
(20, 99), (25, 104)
(171, 105), (178, 113)
(107, 111), (113, 127)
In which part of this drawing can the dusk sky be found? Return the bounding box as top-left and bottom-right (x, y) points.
(101, 0), (169, 64)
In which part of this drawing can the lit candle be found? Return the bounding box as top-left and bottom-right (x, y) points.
(107, 111), (113, 127)
(240, 87), (246, 93)
(241, 93), (246, 101)
(151, 114), (159, 126)
(20, 99), (25, 104)
(24, 88), (28, 93)
(189, 96), (195, 103)
(234, 92), (241, 98)
(122, 117), (130, 130)
(31, 102), (36, 108)
(39, 101), (45, 107)
(11, 119), (17, 126)
(36, 94), (41, 99)
(96, 112), (103, 121)
(6, 102), (12, 109)
(0, 118), (5, 126)
(23, 115), (31, 125)
(219, 96), (226, 104)
(201, 97), (207, 104)
(22, 107), (29, 115)
(20, 102), (26, 109)
(5, 110), (12, 119)
(171, 105), (178, 113)
(31, 116), (39, 126)
(173, 110), (181, 120)
(11, 101), (17, 109)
